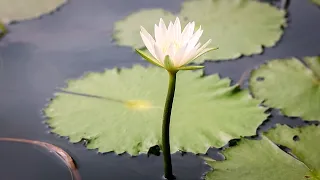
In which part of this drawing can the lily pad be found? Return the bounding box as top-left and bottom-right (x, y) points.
(311, 0), (320, 6)
(0, 21), (6, 39)
(113, 0), (286, 62)
(249, 57), (320, 121)
(113, 9), (179, 49)
(45, 65), (267, 155)
(205, 125), (320, 180)
(180, 0), (286, 61)
(0, 0), (67, 23)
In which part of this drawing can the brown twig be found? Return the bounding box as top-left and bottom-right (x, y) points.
(0, 138), (81, 180)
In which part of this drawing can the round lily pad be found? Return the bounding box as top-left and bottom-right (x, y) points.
(205, 125), (320, 180)
(0, 21), (6, 39)
(113, 9), (179, 49)
(112, 0), (286, 62)
(311, 0), (320, 6)
(250, 57), (320, 121)
(45, 65), (267, 155)
(0, 0), (67, 23)
(180, 0), (286, 61)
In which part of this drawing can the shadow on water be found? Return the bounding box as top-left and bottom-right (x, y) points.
(0, 0), (320, 179)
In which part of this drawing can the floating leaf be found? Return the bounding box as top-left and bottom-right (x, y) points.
(0, 20), (6, 39)
(249, 57), (320, 121)
(311, 0), (320, 6)
(180, 0), (286, 62)
(265, 125), (320, 178)
(45, 65), (267, 155)
(113, 0), (286, 62)
(0, 0), (67, 23)
(205, 125), (320, 180)
(113, 9), (178, 49)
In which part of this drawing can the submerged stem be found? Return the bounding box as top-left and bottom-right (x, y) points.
(162, 71), (177, 180)
(0, 137), (81, 180)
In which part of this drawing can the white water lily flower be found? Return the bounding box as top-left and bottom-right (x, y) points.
(136, 17), (217, 71)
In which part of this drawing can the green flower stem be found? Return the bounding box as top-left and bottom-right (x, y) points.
(162, 70), (177, 180)
(281, 0), (290, 9)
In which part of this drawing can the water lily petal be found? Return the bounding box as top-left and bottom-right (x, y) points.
(167, 43), (176, 60)
(181, 21), (195, 44)
(155, 24), (165, 48)
(195, 42), (201, 50)
(187, 26), (203, 48)
(140, 26), (155, 45)
(173, 43), (188, 66)
(194, 47), (218, 60)
(159, 18), (167, 32)
(138, 17), (214, 70)
(140, 31), (156, 58)
(182, 48), (198, 65)
(183, 31), (202, 61)
(140, 26), (156, 53)
(167, 21), (174, 43)
(154, 43), (165, 63)
(181, 22), (191, 39)
(173, 17), (181, 42)
(196, 39), (212, 54)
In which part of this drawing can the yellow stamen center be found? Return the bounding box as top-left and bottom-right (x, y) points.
(173, 41), (180, 49)
(162, 41), (180, 54)
(125, 100), (153, 110)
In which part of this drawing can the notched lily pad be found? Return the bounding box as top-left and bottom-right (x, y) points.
(0, 20), (6, 39)
(113, 9), (179, 49)
(0, 0), (67, 23)
(311, 0), (320, 6)
(250, 56), (320, 121)
(180, 0), (286, 62)
(113, 0), (286, 62)
(205, 125), (320, 180)
(45, 65), (267, 155)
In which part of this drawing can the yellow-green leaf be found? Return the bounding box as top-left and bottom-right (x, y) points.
(45, 66), (267, 155)
(250, 57), (320, 121)
(205, 125), (320, 180)
(0, 0), (67, 23)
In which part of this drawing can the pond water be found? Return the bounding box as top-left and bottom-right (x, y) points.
(0, 0), (319, 179)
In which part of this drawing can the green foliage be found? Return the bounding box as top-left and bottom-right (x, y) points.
(113, 0), (286, 62)
(205, 125), (320, 180)
(250, 57), (320, 121)
(45, 65), (267, 155)
(179, 0), (286, 61)
(0, 0), (67, 23)
(311, 0), (320, 6)
(0, 20), (7, 39)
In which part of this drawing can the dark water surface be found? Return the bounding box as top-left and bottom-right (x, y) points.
(0, 0), (319, 179)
